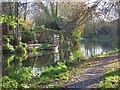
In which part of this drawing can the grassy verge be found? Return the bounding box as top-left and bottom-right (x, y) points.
(95, 48), (120, 57)
(99, 68), (120, 89)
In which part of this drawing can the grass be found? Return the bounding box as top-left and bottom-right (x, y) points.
(99, 68), (120, 89)
(95, 48), (120, 57)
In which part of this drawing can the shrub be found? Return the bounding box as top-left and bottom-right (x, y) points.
(7, 34), (14, 44)
(21, 30), (35, 43)
(3, 43), (15, 53)
(2, 35), (9, 44)
(2, 76), (18, 89)
(40, 62), (68, 79)
(2, 67), (33, 89)
(15, 42), (27, 53)
(10, 67), (33, 83)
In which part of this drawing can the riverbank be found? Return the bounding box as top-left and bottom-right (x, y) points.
(45, 51), (120, 88)
(2, 49), (120, 89)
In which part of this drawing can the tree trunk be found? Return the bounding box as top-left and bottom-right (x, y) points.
(13, 2), (19, 46)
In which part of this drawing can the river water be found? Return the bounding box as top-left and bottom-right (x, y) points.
(2, 39), (117, 76)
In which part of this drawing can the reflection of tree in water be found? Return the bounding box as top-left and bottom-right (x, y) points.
(80, 39), (117, 58)
(70, 43), (84, 60)
(2, 54), (15, 76)
(60, 43), (84, 61)
(2, 53), (28, 76)
(23, 51), (58, 68)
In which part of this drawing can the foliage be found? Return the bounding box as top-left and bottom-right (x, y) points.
(44, 18), (61, 30)
(28, 46), (40, 53)
(2, 67), (33, 89)
(19, 18), (33, 30)
(72, 24), (85, 42)
(7, 34), (14, 43)
(99, 69), (120, 89)
(10, 67), (33, 83)
(3, 43), (15, 53)
(40, 62), (67, 77)
(2, 54), (15, 76)
(0, 15), (17, 28)
(37, 62), (70, 84)
(40, 43), (52, 49)
(15, 42), (27, 54)
(15, 53), (28, 62)
(2, 34), (28, 54)
(3, 34), (14, 45)
(2, 76), (18, 89)
(69, 52), (76, 61)
(21, 30), (35, 43)
(34, 25), (45, 30)
(2, 35), (9, 44)
(96, 48), (120, 57)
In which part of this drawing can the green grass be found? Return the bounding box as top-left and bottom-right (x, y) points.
(99, 68), (120, 89)
(95, 48), (120, 57)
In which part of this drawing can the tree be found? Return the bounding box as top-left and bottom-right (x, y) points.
(57, 1), (101, 44)
(1, 2), (31, 46)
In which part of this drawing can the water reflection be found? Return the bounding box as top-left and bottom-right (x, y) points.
(2, 39), (117, 76)
(80, 40), (117, 58)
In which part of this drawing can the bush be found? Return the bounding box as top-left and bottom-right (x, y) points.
(40, 62), (68, 79)
(2, 76), (18, 89)
(2, 35), (9, 44)
(10, 67), (33, 83)
(2, 67), (33, 89)
(7, 34), (14, 44)
(3, 43), (15, 53)
(21, 30), (35, 43)
(15, 42), (27, 53)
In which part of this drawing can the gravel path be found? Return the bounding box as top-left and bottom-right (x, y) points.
(63, 53), (120, 88)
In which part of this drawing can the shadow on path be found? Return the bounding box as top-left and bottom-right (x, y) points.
(64, 53), (120, 88)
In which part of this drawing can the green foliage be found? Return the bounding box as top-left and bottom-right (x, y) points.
(45, 19), (60, 30)
(0, 15), (17, 28)
(28, 47), (39, 53)
(2, 35), (28, 54)
(37, 62), (69, 84)
(3, 34), (14, 45)
(99, 69), (120, 89)
(2, 67), (33, 89)
(72, 24), (85, 42)
(7, 34), (14, 43)
(2, 76), (18, 89)
(41, 62), (67, 77)
(2, 54), (15, 70)
(15, 53), (28, 62)
(44, 16), (64, 30)
(69, 52), (76, 61)
(15, 42), (27, 53)
(34, 25), (45, 30)
(21, 30), (35, 43)
(40, 43), (52, 49)
(3, 43), (15, 53)
(96, 48), (120, 57)
(2, 35), (9, 44)
(10, 67), (33, 83)
(19, 18), (33, 30)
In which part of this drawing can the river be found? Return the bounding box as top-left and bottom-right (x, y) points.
(2, 38), (117, 76)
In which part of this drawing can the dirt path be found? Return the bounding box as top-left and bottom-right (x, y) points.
(63, 53), (120, 88)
